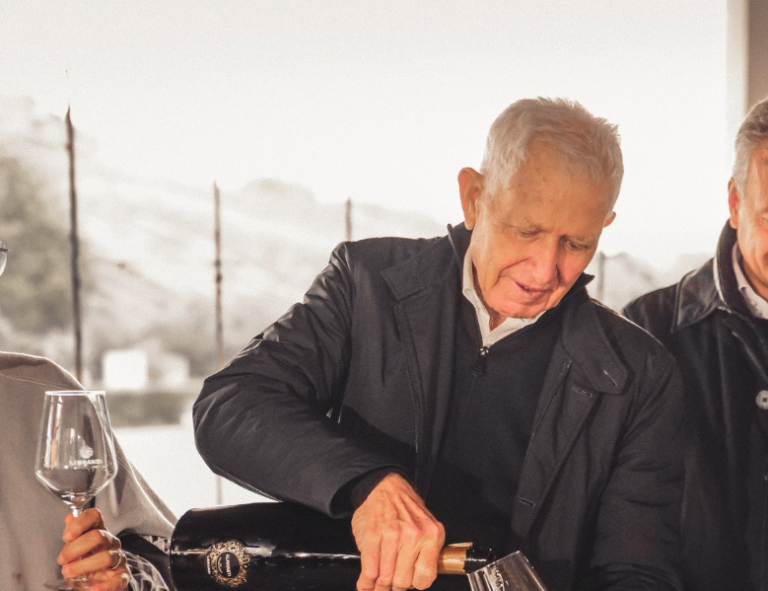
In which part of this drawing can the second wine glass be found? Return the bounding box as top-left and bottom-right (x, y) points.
(35, 390), (119, 589)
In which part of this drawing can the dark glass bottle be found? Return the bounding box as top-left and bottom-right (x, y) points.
(170, 502), (494, 591)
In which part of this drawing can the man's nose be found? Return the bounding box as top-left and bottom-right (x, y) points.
(530, 240), (559, 286)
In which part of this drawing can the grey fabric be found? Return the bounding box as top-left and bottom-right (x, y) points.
(0, 351), (176, 591)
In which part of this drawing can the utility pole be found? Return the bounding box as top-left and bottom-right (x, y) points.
(66, 107), (83, 383)
(213, 182), (224, 505)
(345, 197), (353, 242)
(214, 182), (224, 372)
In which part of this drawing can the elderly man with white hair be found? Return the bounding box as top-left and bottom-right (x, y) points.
(0, 242), (176, 591)
(195, 98), (685, 591)
(625, 97), (768, 591)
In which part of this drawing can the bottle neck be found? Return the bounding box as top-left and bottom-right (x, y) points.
(437, 543), (495, 574)
(463, 544), (495, 572)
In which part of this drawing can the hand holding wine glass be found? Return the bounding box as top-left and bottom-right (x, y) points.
(58, 508), (131, 591)
(35, 390), (119, 590)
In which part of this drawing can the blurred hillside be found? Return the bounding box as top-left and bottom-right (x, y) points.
(0, 97), (446, 377)
(0, 96), (709, 379)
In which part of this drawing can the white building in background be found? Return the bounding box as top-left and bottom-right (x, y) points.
(103, 349), (149, 391)
(102, 346), (190, 392)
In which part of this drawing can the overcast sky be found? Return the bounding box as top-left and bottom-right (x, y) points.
(1, 0), (730, 266)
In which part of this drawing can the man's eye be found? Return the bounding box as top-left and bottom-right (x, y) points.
(566, 241), (588, 252)
(517, 230), (538, 239)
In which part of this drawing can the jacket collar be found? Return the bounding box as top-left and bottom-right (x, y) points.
(384, 223), (624, 394)
(673, 222), (751, 331)
(380, 229), (462, 302)
(446, 222), (472, 267)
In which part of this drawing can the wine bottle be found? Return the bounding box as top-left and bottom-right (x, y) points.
(170, 502), (495, 591)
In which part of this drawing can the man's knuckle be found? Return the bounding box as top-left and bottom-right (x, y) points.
(383, 520), (401, 534)
(412, 568), (437, 590)
(382, 521), (401, 540)
(392, 575), (412, 590)
(360, 563), (379, 579)
(376, 562), (395, 579)
(394, 524), (415, 542)
(422, 521), (441, 538)
(85, 508), (103, 525)
(83, 529), (103, 546)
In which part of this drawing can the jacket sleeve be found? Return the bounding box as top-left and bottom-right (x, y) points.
(193, 242), (405, 517)
(582, 351), (685, 591)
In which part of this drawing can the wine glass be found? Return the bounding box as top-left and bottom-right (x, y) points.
(35, 390), (119, 590)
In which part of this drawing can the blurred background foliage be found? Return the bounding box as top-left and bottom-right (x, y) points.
(0, 153), (79, 336)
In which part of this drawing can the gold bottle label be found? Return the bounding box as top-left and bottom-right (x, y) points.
(205, 540), (251, 587)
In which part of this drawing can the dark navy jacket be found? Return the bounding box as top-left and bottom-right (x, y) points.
(195, 224), (684, 591)
(625, 223), (768, 591)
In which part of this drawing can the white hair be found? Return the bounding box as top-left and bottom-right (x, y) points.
(733, 97), (768, 194)
(480, 97), (624, 203)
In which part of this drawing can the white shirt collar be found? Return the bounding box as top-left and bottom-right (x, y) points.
(461, 249), (544, 347)
(732, 243), (768, 320)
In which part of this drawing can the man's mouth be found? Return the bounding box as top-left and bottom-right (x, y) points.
(516, 281), (550, 295)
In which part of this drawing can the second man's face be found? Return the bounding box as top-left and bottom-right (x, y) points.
(460, 142), (615, 320)
(730, 146), (768, 302)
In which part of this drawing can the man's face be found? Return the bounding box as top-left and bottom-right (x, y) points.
(460, 141), (615, 321)
(729, 146), (768, 301)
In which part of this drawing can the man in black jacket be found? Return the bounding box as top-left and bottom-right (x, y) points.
(624, 97), (768, 591)
(195, 98), (684, 591)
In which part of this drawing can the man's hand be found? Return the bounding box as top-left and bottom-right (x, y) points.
(57, 508), (131, 591)
(351, 473), (445, 591)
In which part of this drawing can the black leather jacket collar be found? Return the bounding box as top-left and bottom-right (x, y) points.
(673, 222), (752, 332)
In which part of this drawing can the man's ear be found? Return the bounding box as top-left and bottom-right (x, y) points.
(603, 211), (617, 228)
(458, 168), (484, 230)
(728, 178), (741, 230)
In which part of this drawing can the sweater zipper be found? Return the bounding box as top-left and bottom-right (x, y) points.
(473, 346), (490, 376)
(459, 346), (490, 416)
